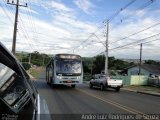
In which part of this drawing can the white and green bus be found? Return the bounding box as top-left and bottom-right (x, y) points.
(46, 54), (83, 88)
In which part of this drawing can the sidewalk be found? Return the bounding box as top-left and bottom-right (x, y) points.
(121, 85), (160, 97)
(84, 81), (160, 97)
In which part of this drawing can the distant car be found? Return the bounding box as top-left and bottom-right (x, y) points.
(89, 74), (123, 91)
(0, 42), (51, 120)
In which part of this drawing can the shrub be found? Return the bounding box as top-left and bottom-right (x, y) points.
(22, 63), (31, 70)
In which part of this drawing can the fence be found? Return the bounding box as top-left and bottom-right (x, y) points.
(148, 77), (160, 87)
(112, 75), (148, 85)
(84, 74), (150, 86)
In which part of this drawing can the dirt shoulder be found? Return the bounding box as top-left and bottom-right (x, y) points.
(28, 67), (45, 80)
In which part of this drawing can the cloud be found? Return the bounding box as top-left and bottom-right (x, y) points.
(74, 0), (95, 14)
(53, 14), (97, 33)
(45, 1), (73, 12)
(108, 16), (160, 59)
(0, 0), (160, 59)
(20, 7), (40, 15)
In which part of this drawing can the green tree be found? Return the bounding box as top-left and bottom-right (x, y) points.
(16, 51), (51, 67)
(91, 55), (134, 74)
(92, 55), (105, 74)
(145, 60), (160, 65)
(82, 57), (94, 74)
(22, 63), (31, 70)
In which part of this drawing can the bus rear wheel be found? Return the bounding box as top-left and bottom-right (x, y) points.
(71, 84), (76, 88)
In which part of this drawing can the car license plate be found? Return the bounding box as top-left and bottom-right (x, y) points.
(111, 85), (117, 87)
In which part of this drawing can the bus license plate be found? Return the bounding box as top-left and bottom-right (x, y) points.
(67, 80), (72, 83)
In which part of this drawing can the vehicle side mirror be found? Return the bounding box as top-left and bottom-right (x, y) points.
(0, 63), (31, 114)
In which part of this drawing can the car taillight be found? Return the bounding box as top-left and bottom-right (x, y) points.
(107, 77), (110, 81)
(106, 79), (108, 85)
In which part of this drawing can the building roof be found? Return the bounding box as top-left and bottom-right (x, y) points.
(123, 64), (160, 75)
(141, 64), (160, 75)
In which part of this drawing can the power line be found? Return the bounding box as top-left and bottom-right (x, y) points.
(0, 3), (14, 24)
(18, 15), (36, 51)
(70, 26), (105, 53)
(3, 0), (40, 53)
(70, 0), (137, 54)
(25, 1), (39, 44)
(7, 0), (27, 54)
(108, 0), (156, 45)
(105, 0), (137, 22)
(116, 0), (155, 26)
(103, 0), (137, 74)
(73, 0), (138, 57)
(93, 33), (106, 47)
(5, 0), (35, 52)
(110, 21), (160, 44)
(96, 37), (160, 57)
(109, 32), (160, 50)
(1, 0), (33, 52)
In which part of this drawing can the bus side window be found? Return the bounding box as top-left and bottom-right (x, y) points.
(52, 61), (54, 77)
(49, 64), (52, 80)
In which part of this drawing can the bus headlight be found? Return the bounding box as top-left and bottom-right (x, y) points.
(57, 76), (62, 79)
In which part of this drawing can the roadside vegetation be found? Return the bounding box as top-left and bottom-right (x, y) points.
(16, 52), (160, 82)
(82, 55), (135, 81)
(16, 51), (51, 69)
(29, 67), (45, 79)
(16, 51), (51, 79)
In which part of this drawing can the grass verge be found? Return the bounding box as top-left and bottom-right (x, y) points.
(29, 67), (45, 79)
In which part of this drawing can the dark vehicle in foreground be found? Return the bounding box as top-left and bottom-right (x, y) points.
(0, 42), (51, 120)
(89, 74), (123, 91)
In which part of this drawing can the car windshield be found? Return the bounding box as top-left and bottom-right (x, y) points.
(56, 59), (81, 74)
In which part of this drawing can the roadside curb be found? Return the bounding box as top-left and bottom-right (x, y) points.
(137, 91), (160, 97)
(28, 73), (36, 81)
(84, 83), (160, 97)
(122, 88), (160, 97)
(121, 88), (137, 92)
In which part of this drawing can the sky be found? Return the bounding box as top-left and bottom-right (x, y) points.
(0, 0), (160, 60)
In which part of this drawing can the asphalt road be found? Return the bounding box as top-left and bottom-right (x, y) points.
(34, 72), (160, 120)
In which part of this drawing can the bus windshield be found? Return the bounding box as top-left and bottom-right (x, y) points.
(56, 59), (81, 75)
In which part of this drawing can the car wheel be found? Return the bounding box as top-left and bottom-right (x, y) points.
(100, 84), (104, 91)
(46, 78), (49, 84)
(47, 81), (49, 85)
(71, 84), (76, 88)
(115, 87), (120, 92)
(89, 83), (93, 88)
(50, 77), (54, 87)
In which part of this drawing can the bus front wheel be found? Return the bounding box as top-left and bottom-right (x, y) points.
(71, 84), (76, 88)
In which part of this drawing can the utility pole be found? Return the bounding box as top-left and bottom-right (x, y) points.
(29, 53), (31, 64)
(139, 43), (142, 75)
(7, 0), (27, 55)
(105, 20), (109, 75)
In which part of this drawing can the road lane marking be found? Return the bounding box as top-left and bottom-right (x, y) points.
(77, 88), (145, 115)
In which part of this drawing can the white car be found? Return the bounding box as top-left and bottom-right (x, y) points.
(90, 74), (123, 91)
